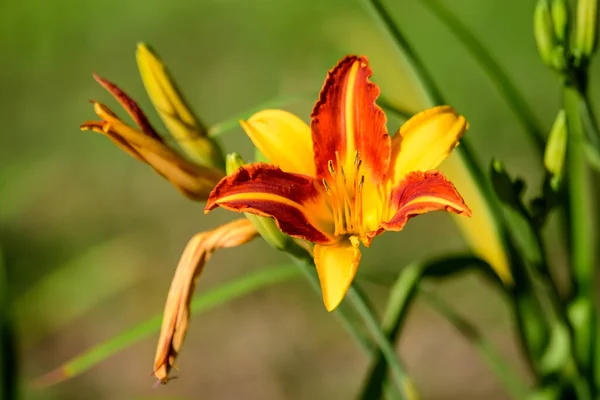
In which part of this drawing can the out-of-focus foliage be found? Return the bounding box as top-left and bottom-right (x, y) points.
(1, 0), (599, 399)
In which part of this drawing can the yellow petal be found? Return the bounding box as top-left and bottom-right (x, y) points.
(390, 106), (468, 183)
(314, 238), (361, 311)
(441, 153), (512, 283)
(240, 109), (316, 176)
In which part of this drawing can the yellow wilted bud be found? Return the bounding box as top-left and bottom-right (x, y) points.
(544, 110), (568, 190)
(573, 0), (598, 62)
(153, 219), (258, 384)
(82, 75), (224, 201)
(136, 43), (225, 169)
(225, 153), (296, 252)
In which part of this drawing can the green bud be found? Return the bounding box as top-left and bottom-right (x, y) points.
(225, 153), (294, 251)
(225, 153), (246, 175)
(544, 110), (567, 190)
(534, 0), (558, 67)
(551, 0), (569, 43)
(573, 0), (598, 61)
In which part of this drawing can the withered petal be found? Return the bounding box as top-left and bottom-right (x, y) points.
(154, 219), (258, 384)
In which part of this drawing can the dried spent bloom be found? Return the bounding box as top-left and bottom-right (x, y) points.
(153, 219), (258, 384)
(81, 75), (225, 201)
(206, 55), (471, 311)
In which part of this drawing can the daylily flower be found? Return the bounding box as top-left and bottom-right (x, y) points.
(205, 55), (472, 311)
(81, 74), (225, 200)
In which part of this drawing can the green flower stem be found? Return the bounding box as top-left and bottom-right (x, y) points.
(346, 285), (417, 400)
(421, 0), (546, 152)
(563, 81), (596, 394)
(287, 244), (412, 400)
(288, 254), (373, 352)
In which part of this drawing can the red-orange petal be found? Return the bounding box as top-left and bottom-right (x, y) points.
(382, 170), (471, 231)
(205, 163), (335, 244)
(93, 73), (160, 139)
(310, 55), (390, 183)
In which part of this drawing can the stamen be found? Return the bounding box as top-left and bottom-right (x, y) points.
(357, 176), (364, 230)
(340, 166), (346, 182)
(354, 150), (360, 167)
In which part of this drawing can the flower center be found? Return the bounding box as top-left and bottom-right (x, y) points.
(322, 151), (367, 239)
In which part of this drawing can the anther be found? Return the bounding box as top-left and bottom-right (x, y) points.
(340, 166), (346, 182)
(328, 160), (336, 177)
(323, 179), (331, 194)
(355, 159), (362, 173)
(358, 176), (365, 192)
(354, 151), (360, 167)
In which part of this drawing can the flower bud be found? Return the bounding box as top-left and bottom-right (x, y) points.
(551, 0), (569, 43)
(573, 0), (598, 62)
(535, 0), (557, 67)
(136, 43), (225, 169)
(544, 110), (568, 190)
(225, 153), (295, 251)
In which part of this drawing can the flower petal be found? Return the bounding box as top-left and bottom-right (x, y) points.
(311, 55), (390, 182)
(93, 73), (160, 139)
(314, 238), (361, 311)
(382, 170), (471, 231)
(390, 106), (467, 184)
(240, 110), (315, 176)
(205, 163), (335, 244)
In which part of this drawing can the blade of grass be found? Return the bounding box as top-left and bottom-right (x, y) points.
(421, 0), (545, 152)
(14, 235), (147, 348)
(420, 285), (531, 400)
(33, 264), (300, 388)
(207, 93), (317, 137)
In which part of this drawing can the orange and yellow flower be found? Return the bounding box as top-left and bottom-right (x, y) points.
(205, 55), (472, 311)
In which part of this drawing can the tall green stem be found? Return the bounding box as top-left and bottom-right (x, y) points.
(563, 82), (596, 395)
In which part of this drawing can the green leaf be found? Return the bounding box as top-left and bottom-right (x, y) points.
(33, 264), (300, 388)
(359, 255), (498, 400)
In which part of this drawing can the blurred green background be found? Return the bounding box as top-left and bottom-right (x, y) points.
(1, 0), (598, 398)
